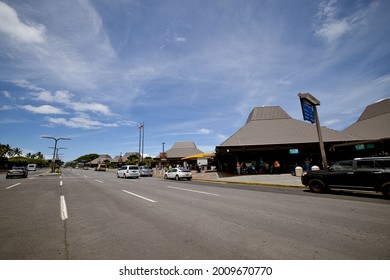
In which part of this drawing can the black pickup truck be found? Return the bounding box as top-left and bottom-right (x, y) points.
(301, 157), (390, 198)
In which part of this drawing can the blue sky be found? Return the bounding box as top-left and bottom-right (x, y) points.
(1, 0), (389, 162)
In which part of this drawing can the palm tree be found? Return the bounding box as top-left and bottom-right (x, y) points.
(0, 144), (11, 157)
(12, 148), (23, 157)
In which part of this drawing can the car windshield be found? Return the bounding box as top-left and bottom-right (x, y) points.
(12, 167), (24, 170)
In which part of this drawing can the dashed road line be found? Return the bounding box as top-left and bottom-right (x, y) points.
(60, 195), (68, 220)
(5, 183), (21, 190)
(95, 179), (103, 184)
(166, 186), (220, 196)
(122, 190), (157, 203)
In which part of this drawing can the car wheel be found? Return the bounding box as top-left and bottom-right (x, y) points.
(6, 175), (9, 179)
(123, 174), (127, 179)
(175, 175), (180, 181)
(117, 173), (120, 178)
(164, 174), (168, 179)
(188, 178), (192, 181)
(381, 182), (390, 198)
(308, 179), (326, 193)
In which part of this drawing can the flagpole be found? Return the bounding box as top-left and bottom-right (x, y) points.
(141, 121), (144, 163)
(138, 123), (142, 164)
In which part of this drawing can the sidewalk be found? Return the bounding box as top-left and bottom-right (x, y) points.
(190, 171), (304, 188)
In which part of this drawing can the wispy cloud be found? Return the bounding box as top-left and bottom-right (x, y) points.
(314, 0), (380, 43)
(46, 115), (119, 129)
(20, 105), (67, 114)
(0, 1), (46, 43)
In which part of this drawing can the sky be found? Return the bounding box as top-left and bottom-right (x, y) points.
(1, 0), (389, 162)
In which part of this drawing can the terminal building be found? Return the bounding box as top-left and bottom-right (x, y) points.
(215, 98), (390, 173)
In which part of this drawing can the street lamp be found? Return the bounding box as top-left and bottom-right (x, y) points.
(42, 136), (71, 172)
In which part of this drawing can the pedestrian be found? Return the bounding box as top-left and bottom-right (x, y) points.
(274, 160), (281, 174)
(197, 162), (202, 173)
(236, 162), (241, 175)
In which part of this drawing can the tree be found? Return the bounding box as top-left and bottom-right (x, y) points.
(125, 154), (139, 165)
(0, 144), (11, 157)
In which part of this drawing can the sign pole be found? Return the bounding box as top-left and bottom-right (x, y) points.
(298, 93), (328, 169)
(313, 105), (328, 169)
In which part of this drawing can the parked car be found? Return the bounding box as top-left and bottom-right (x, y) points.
(6, 166), (28, 179)
(139, 166), (153, 177)
(117, 165), (140, 179)
(301, 157), (390, 198)
(164, 168), (192, 181)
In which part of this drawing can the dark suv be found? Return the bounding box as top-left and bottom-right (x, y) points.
(301, 157), (390, 198)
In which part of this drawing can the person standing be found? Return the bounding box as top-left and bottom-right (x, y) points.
(274, 160), (281, 174)
(236, 162), (241, 175)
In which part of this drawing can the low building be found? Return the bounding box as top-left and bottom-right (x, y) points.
(216, 106), (362, 173)
(154, 142), (203, 168)
(88, 154), (113, 167)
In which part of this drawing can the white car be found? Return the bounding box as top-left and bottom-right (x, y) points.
(117, 165), (140, 179)
(139, 166), (153, 177)
(164, 168), (192, 181)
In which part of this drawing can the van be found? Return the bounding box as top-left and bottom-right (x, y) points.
(27, 164), (37, 171)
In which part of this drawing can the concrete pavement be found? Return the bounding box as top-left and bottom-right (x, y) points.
(191, 171), (304, 187)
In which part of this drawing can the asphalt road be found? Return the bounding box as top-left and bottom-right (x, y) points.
(0, 168), (389, 260)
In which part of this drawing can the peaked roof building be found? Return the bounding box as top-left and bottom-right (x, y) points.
(164, 142), (204, 159)
(219, 106), (359, 147)
(216, 106), (364, 172)
(344, 98), (390, 140)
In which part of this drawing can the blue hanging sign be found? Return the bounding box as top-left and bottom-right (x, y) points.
(300, 98), (315, 124)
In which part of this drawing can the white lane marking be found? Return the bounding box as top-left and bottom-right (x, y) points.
(83, 175), (88, 178)
(5, 183), (21, 190)
(60, 180), (63, 186)
(122, 190), (157, 203)
(60, 195), (68, 220)
(95, 179), (103, 184)
(167, 186), (220, 196)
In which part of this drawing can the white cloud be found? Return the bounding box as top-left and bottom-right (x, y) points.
(47, 115), (119, 129)
(33, 90), (73, 104)
(31, 89), (113, 115)
(314, 0), (377, 43)
(0, 1), (46, 43)
(20, 104), (67, 114)
(71, 102), (112, 115)
(0, 105), (13, 111)
(2, 91), (11, 98)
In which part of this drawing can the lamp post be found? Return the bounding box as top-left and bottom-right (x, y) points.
(42, 136), (71, 172)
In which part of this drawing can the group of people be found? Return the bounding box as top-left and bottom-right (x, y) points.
(236, 159), (281, 175)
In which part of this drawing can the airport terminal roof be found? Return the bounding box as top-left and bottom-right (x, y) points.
(344, 98), (390, 140)
(219, 106), (361, 147)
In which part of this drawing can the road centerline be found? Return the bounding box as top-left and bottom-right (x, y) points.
(166, 185), (220, 196)
(60, 195), (68, 220)
(95, 179), (103, 184)
(5, 183), (21, 190)
(122, 190), (157, 203)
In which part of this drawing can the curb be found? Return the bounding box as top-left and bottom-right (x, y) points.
(191, 178), (305, 189)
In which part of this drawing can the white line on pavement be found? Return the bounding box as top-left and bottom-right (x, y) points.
(5, 183), (21, 190)
(95, 179), (103, 184)
(122, 190), (157, 203)
(60, 180), (63, 186)
(166, 186), (220, 196)
(60, 195), (68, 220)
